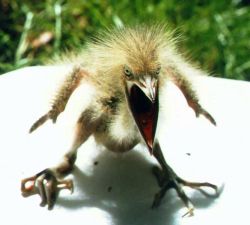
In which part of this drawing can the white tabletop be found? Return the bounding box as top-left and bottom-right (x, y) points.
(0, 66), (249, 225)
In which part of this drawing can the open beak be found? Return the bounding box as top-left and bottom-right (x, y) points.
(126, 77), (159, 154)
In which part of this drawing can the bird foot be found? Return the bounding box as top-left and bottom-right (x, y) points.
(21, 169), (73, 209)
(152, 166), (219, 217)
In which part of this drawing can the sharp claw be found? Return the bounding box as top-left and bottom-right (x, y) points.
(182, 206), (194, 217)
(57, 179), (74, 193)
(204, 112), (216, 126)
(199, 108), (216, 126)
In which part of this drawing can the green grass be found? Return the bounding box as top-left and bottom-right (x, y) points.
(0, 0), (249, 80)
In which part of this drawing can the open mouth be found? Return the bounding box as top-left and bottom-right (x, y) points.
(128, 84), (159, 153)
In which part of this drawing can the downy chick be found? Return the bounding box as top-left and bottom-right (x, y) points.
(21, 24), (218, 216)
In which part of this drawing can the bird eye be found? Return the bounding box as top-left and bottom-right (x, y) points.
(124, 65), (133, 79)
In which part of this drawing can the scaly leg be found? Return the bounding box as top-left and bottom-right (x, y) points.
(151, 141), (218, 216)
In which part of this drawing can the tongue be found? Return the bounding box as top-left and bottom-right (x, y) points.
(137, 111), (154, 149)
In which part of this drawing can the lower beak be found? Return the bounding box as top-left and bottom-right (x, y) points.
(127, 82), (159, 154)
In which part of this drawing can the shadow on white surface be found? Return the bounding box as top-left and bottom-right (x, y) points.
(56, 149), (217, 225)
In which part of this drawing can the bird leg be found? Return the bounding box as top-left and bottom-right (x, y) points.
(151, 141), (218, 217)
(22, 115), (93, 209)
(21, 151), (77, 209)
(23, 67), (89, 208)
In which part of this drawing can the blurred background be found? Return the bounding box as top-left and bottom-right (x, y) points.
(0, 0), (249, 80)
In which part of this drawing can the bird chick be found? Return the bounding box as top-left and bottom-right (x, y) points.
(21, 24), (218, 215)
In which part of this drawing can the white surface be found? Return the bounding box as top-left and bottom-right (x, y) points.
(0, 66), (249, 225)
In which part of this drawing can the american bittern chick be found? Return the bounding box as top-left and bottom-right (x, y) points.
(21, 24), (218, 214)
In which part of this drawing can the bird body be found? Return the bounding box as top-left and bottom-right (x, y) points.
(56, 25), (173, 151)
(94, 101), (141, 153)
(22, 24), (218, 215)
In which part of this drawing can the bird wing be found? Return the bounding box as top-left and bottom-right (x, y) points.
(166, 67), (216, 126)
(29, 66), (88, 133)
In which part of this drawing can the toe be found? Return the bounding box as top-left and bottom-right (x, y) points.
(36, 174), (47, 207)
(152, 166), (165, 187)
(44, 179), (57, 210)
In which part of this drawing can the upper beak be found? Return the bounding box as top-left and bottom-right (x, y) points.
(139, 77), (157, 103)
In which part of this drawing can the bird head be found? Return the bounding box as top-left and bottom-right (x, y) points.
(123, 63), (161, 154)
